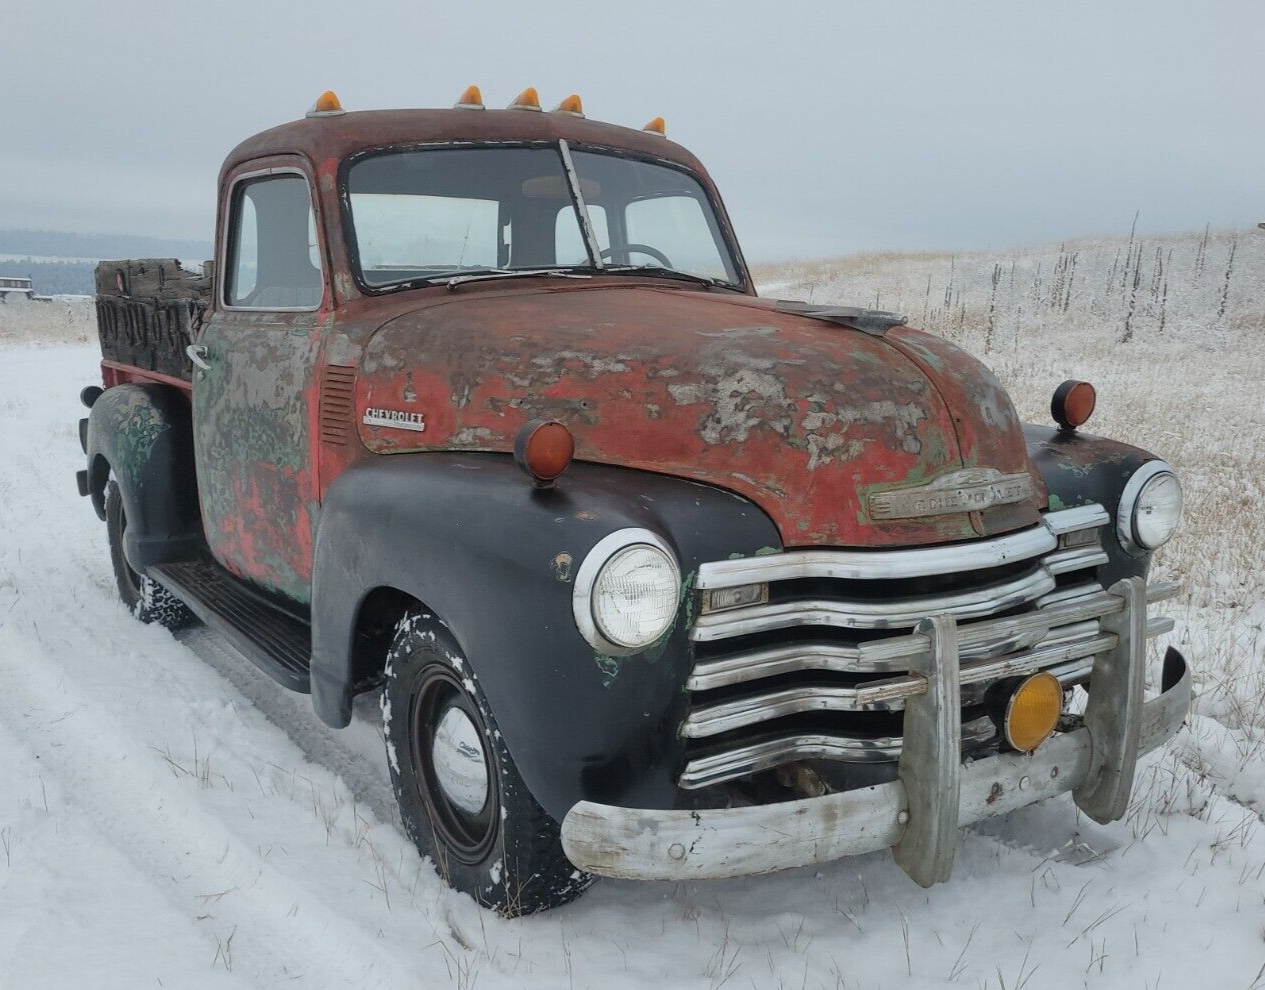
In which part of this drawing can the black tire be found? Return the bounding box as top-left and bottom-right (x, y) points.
(105, 481), (196, 630)
(382, 609), (594, 916)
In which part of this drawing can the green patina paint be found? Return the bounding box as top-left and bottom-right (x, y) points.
(754, 545), (782, 556)
(1048, 492), (1067, 511)
(194, 322), (318, 605)
(594, 654), (621, 685)
(1054, 459), (1092, 478)
(113, 394), (169, 493)
(679, 570), (698, 631)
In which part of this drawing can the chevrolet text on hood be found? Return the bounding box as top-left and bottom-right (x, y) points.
(75, 86), (1191, 916)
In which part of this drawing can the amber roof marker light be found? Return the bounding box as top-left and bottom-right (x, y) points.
(1051, 380), (1096, 431)
(306, 90), (345, 118)
(515, 420), (575, 487)
(553, 94), (585, 117)
(454, 85), (485, 109)
(508, 87), (543, 111)
(642, 116), (667, 136)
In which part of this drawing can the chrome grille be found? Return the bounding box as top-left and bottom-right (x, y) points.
(679, 504), (1175, 790)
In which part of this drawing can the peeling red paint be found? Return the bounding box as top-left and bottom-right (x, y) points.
(355, 284), (1039, 548)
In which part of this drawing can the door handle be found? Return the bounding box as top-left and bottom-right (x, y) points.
(186, 344), (211, 371)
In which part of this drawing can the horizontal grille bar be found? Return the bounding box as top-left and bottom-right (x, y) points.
(692, 567), (1057, 641)
(853, 580), (1179, 669)
(688, 581), (1179, 688)
(694, 504), (1108, 590)
(679, 718), (998, 789)
(681, 615), (1172, 739)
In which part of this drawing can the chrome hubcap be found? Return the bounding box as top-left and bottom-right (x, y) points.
(431, 706), (489, 815)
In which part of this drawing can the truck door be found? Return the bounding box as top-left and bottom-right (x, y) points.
(192, 162), (328, 605)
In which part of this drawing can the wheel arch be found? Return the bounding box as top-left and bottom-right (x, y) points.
(347, 585), (437, 695)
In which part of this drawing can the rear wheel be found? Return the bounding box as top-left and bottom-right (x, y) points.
(105, 481), (195, 629)
(382, 609), (593, 915)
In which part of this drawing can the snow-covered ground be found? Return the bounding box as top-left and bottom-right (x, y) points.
(3, 230), (1265, 988)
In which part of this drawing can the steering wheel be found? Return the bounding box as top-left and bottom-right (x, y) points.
(600, 243), (674, 268)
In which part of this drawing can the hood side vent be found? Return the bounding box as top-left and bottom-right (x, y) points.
(320, 365), (357, 445)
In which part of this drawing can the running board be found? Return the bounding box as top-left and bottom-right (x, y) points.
(150, 557), (312, 692)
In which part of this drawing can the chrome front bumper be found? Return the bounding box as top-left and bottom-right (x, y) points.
(561, 577), (1192, 886)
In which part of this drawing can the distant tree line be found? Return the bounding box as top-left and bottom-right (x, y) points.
(0, 228), (212, 262)
(0, 259), (96, 296)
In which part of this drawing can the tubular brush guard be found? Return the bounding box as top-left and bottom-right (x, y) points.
(560, 575), (1191, 884)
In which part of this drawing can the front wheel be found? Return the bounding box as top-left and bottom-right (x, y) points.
(382, 610), (593, 915)
(105, 481), (196, 630)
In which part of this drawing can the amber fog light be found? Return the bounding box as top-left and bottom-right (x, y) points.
(1002, 672), (1064, 752)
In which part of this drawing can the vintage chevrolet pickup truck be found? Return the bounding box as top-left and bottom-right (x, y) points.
(76, 86), (1190, 915)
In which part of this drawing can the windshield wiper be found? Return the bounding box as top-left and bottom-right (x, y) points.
(603, 265), (719, 288)
(444, 268), (593, 291)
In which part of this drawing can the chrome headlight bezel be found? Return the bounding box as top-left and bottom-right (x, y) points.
(572, 528), (681, 656)
(1116, 460), (1183, 556)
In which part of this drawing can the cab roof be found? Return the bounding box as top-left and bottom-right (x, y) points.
(221, 108), (710, 184)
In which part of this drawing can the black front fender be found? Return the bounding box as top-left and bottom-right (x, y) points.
(310, 453), (779, 822)
(84, 383), (202, 570)
(1024, 424), (1161, 584)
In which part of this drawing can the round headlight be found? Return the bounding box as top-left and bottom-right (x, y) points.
(1118, 461), (1183, 554)
(574, 530), (681, 654)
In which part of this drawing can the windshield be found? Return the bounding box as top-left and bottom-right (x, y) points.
(345, 144), (741, 289)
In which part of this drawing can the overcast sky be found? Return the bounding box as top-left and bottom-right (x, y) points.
(3, 0), (1260, 260)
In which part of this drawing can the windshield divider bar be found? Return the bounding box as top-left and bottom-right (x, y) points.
(558, 139), (604, 270)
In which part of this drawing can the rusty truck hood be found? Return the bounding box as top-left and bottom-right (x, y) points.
(356, 284), (1043, 547)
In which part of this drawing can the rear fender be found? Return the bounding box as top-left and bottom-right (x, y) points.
(85, 383), (202, 570)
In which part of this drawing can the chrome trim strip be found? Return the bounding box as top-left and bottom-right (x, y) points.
(678, 718), (998, 789)
(1043, 503), (1111, 535)
(1036, 582), (1102, 608)
(694, 504), (1107, 590)
(1042, 546), (1110, 575)
(691, 568), (1057, 641)
(1048, 616), (1175, 688)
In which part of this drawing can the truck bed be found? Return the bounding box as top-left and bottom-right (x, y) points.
(95, 259), (210, 381)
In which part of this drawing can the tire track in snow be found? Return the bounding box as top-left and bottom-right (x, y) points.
(0, 620), (451, 990)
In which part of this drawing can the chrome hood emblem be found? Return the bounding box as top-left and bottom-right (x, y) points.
(869, 468), (1035, 520)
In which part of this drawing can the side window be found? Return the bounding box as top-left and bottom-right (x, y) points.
(554, 205), (608, 266)
(226, 174), (323, 309)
